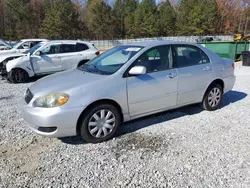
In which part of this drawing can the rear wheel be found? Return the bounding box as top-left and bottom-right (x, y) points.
(9, 69), (29, 83)
(79, 103), (121, 143)
(202, 84), (223, 111)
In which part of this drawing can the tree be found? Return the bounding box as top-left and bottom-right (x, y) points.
(0, 0), (5, 38)
(123, 0), (138, 38)
(29, 0), (46, 38)
(216, 0), (245, 34)
(87, 1), (115, 39)
(5, 0), (32, 39)
(176, 0), (219, 35)
(158, 1), (176, 36)
(134, 0), (158, 37)
(40, 0), (81, 39)
(112, 0), (138, 38)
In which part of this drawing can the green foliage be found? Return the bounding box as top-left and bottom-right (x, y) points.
(177, 0), (220, 35)
(113, 0), (138, 38)
(1, 0), (246, 40)
(134, 0), (158, 37)
(40, 0), (80, 39)
(88, 1), (116, 39)
(158, 1), (176, 36)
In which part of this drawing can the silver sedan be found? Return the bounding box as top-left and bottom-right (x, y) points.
(21, 41), (235, 143)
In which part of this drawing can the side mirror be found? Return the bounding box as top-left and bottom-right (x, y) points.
(129, 66), (146, 75)
(35, 51), (41, 56)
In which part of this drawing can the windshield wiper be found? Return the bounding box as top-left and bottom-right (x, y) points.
(78, 63), (91, 72)
(78, 64), (108, 75)
(89, 64), (108, 75)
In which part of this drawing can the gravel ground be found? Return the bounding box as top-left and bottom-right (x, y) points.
(0, 62), (250, 188)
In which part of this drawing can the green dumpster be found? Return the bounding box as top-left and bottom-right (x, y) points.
(197, 41), (250, 61)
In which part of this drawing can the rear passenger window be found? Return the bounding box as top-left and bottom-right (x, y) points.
(76, 43), (89, 52)
(172, 45), (210, 68)
(60, 44), (76, 53)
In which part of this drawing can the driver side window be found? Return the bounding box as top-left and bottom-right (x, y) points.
(134, 45), (173, 73)
(41, 44), (61, 55)
(18, 42), (30, 49)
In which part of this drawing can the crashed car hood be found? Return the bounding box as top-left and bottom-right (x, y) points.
(0, 49), (18, 56)
(29, 69), (106, 96)
(0, 53), (25, 63)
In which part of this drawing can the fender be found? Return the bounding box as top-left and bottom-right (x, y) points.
(6, 56), (35, 77)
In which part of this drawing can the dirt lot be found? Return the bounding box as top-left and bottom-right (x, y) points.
(0, 62), (250, 188)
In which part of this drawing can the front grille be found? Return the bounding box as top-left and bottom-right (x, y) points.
(25, 88), (33, 104)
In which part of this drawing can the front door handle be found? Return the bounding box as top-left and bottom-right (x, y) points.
(167, 73), (177, 79)
(203, 66), (211, 71)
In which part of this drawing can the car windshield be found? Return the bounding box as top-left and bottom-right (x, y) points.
(0, 39), (12, 48)
(78, 45), (143, 75)
(29, 42), (43, 55)
(12, 41), (23, 49)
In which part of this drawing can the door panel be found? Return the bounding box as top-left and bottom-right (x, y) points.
(177, 64), (212, 104)
(60, 52), (83, 70)
(172, 45), (213, 105)
(127, 69), (178, 116)
(31, 54), (61, 74)
(31, 44), (62, 74)
(126, 45), (178, 117)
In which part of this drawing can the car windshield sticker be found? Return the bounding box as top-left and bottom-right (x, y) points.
(125, 47), (141, 52)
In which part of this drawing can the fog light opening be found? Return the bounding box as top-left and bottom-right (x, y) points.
(38, 127), (57, 133)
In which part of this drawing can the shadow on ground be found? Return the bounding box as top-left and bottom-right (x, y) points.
(60, 90), (247, 145)
(1, 75), (46, 84)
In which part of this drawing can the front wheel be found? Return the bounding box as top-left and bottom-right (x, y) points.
(202, 84), (223, 111)
(8, 69), (29, 83)
(80, 103), (121, 143)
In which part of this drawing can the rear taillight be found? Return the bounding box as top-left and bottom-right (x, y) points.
(95, 51), (100, 56)
(232, 63), (235, 69)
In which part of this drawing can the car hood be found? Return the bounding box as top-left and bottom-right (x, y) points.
(0, 49), (17, 55)
(29, 69), (105, 95)
(0, 53), (24, 63)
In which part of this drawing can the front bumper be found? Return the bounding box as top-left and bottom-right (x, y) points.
(21, 104), (84, 138)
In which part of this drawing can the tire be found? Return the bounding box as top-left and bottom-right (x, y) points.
(80, 103), (121, 143)
(202, 84), (223, 111)
(9, 69), (29, 83)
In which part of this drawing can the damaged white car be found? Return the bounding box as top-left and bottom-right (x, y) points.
(5, 40), (99, 83)
(0, 39), (48, 77)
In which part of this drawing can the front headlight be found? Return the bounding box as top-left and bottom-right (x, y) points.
(33, 93), (69, 108)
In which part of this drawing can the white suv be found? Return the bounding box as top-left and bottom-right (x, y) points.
(6, 40), (99, 83)
(0, 39), (48, 76)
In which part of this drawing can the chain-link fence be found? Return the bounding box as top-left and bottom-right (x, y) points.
(90, 35), (233, 50)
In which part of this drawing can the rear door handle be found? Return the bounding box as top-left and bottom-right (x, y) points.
(167, 73), (177, 79)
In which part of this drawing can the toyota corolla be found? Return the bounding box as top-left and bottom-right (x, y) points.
(21, 41), (235, 143)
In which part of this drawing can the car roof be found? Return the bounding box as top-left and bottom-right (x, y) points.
(45, 40), (93, 45)
(123, 40), (198, 48)
(21, 39), (48, 42)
